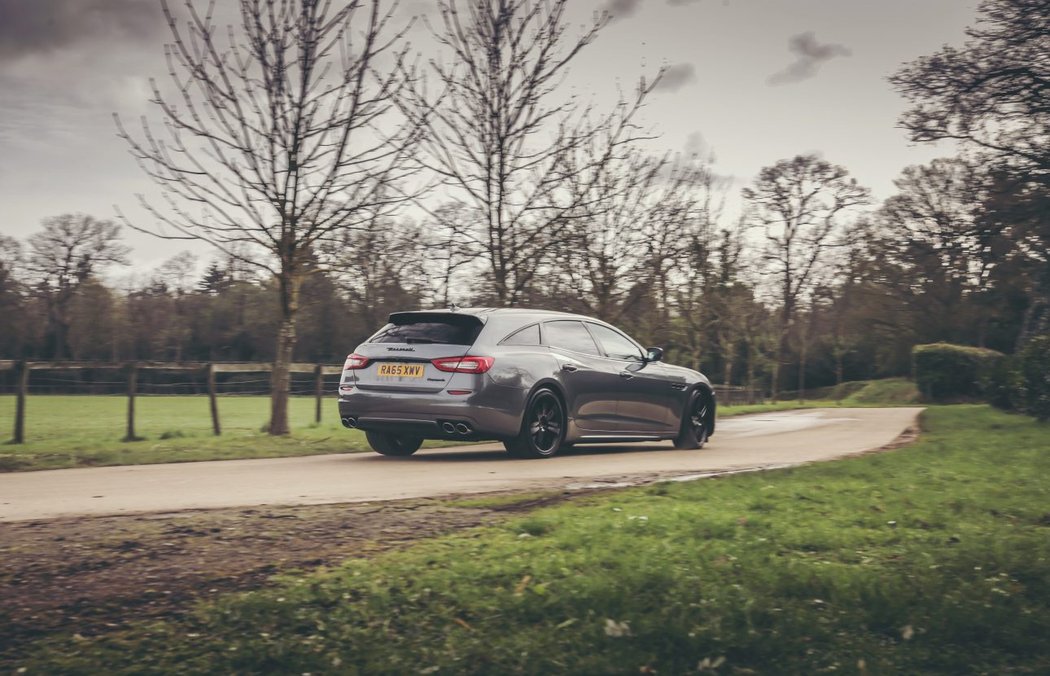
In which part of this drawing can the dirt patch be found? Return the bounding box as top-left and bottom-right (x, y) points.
(0, 491), (583, 664)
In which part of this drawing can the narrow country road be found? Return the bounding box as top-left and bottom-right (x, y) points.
(0, 407), (922, 522)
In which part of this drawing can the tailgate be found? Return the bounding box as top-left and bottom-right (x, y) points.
(348, 312), (484, 394)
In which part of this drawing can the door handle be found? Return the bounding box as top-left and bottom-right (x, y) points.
(561, 364), (579, 372)
(619, 371), (634, 379)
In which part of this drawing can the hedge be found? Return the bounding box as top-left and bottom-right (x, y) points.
(912, 342), (1007, 402)
(1020, 335), (1050, 422)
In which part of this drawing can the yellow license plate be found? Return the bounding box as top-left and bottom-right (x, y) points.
(376, 363), (426, 378)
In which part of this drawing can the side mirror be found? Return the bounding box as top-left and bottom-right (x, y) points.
(646, 347), (664, 362)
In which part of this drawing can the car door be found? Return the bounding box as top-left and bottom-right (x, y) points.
(542, 320), (621, 432)
(585, 322), (678, 433)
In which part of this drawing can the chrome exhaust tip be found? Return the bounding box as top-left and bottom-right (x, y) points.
(455, 423), (471, 435)
(441, 422), (456, 434)
(342, 417), (358, 429)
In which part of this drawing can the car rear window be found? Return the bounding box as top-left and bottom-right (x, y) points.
(371, 313), (483, 345)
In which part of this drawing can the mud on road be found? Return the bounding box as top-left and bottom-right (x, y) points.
(0, 491), (577, 665)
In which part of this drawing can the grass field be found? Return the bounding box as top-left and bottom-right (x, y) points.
(0, 395), (369, 471)
(0, 379), (920, 472)
(16, 405), (1050, 674)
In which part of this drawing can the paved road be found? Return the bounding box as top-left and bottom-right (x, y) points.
(0, 408), (922, 522)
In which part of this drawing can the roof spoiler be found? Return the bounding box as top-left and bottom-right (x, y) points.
(387, 311), (484, 327)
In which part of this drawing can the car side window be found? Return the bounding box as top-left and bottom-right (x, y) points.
(543, 320), (600, 356)
(500, 323), (541, 346)
(587, 323), (645, 361)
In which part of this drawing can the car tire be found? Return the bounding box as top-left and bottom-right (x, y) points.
(674, 389), (711, 450)
(504, 388), (566, 459)
(366, 431), (423, 456)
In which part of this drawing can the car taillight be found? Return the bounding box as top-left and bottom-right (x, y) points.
(343, 353), (370, 370)
(431, 356), (495, 374)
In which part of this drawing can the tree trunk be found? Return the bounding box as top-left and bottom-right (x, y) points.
(124, 362), (140, 442)
(772, 277), (793, 401)
(746, 347), (757, 404)
(53, 314), (67, 361)
(797, 342), (807, 403)
(12, 360), (28, 444)
(268, 271), (303, 436)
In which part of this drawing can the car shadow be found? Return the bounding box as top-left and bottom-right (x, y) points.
(359, 442), (675, 462)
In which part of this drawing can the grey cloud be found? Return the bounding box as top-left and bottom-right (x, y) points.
(0, 0), (161, 64)
(653, 63), (696, 92)
(398, 0), (440, 26)
(684, 131), (705, 157)
(768, 32), (850, 85)
(399, 0), (437, 15)
(602, 0), (643, 22)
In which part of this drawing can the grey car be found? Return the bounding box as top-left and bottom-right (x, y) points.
(338, 308), (716, 458)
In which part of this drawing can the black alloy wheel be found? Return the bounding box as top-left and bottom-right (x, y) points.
(366, 430), (424, 456)
(674, 389), (710, 450)
(505, 389), (565, 458)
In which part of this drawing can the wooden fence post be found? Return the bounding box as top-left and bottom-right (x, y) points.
(124, 362), (140, 442)
(11, 360), (28, 444)
(314, 364), (324, 424)
(206, 363), (221, 436)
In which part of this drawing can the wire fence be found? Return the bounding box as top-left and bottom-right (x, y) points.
(0, 360), (343, 443)
(0, 364), (341, 396)
(712, 385), (758, 407)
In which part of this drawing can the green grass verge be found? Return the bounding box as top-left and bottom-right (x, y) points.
(18, 406), (1050, 674)
(0, 395), (375, 471)
(840, 378), (921, 405)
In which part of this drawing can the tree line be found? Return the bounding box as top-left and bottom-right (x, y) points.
(0, 0), (1045, 429)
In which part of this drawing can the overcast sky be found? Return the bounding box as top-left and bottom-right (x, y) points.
(0, 0), (979, 274)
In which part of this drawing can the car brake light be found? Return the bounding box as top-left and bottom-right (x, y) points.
(431, 356), (495, 374)
(343, 353), (370, 370)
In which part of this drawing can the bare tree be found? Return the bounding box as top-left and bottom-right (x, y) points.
(154, 251), (200, 296)
(407, 0), (660, 306)
(67, 279), (122, 361)
(322, 215), (429, 332)
(419, 202), (485, 307)
(737, 293), (779, 402)
(823, 219), (878, 386)
(0, 235), (27, 358)
(558, 151), (655, 321)
(0, 235), (20, 289)
(557, 151), (713, 322)
(117, 0), (422, 434)
(743, 155), (870, 398)
(144, 251), (200, 360)
(890, 0), (1049, 179)
(638, 157), (722, 351)
(891, 0), (1050, 347)
(25, 214), (130, 360)
(878, 157), (1001, 342)
(681, 222), (743, 380)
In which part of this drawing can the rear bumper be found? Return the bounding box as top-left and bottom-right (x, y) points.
(337, 385), (527, 440)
